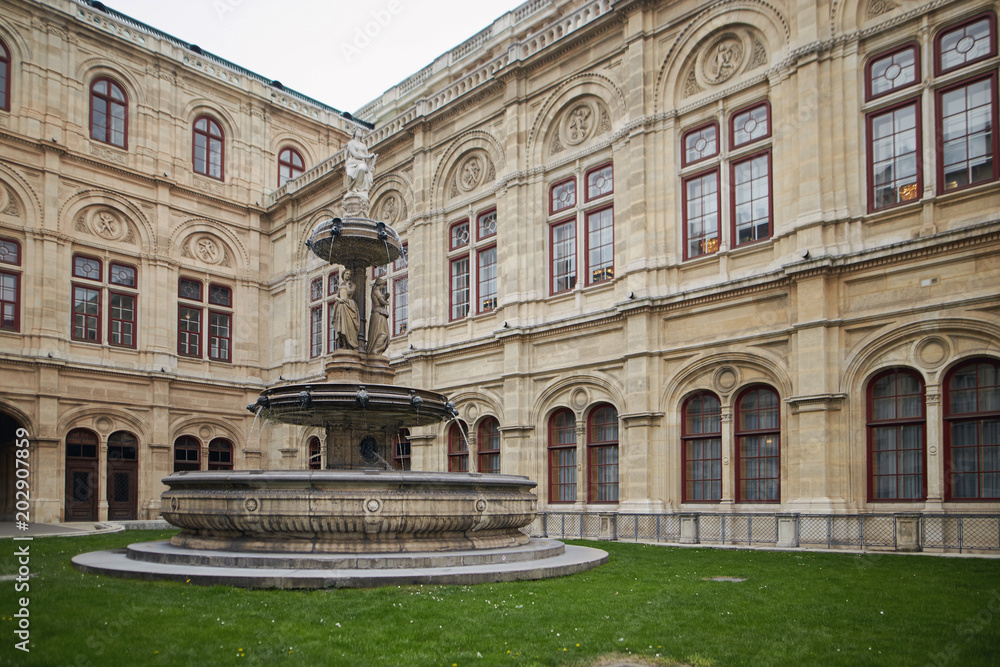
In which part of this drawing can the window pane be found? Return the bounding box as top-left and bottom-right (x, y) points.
(939, 18), (994, 72)
(450, 221), (470, 249)
(684, 124), (718, 164)
(450, 257), (469, 319)
(478, 246), (497, 312)
(733, 104), (769, 146)
(478, 209), (497, 239)
(939, 79), (995, 192)
(733, 154), (770, 245)
(586, 208), (613, 283)
(393, 276), (408, 336)
(684, 171), (719, 258)
(551, 179), (576, 213)
(870, 104), (921, 209)
(869, 47), (917, 97)
(586, 164), (613, 199)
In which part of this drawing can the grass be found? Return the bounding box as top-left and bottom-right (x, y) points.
(2, 530), (999, 666)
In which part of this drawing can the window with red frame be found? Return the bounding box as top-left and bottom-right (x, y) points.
(585, 164), (613, 201)
(207, 438), (233, 470)
(71, 254), (138, 347)
(549, 408), (577, 503)
(587, 404), (618, 503)
(868, 100), (922, 210)
(0, 39), (10, 112)
(208, 284), (233, 362)
(683, 392), (722, 502)
(586, 207), (614, 284)
(450, 256), (470, 321)
(731, 151), (772, 246)
(730, 103), (771, 148)
(173, 435), (200, 472)
(550, 218), (576, 294)
(937, 74), (998, 192)
(193, 115), (224, 180)
(477, 245), (497, 313)
(866, 43), (919, 100)
(178, 278), (202, 357)
(936, 13), (996, 75)
(550, 177), (576, 214)
(682, 169), (720, 259)
(393, 429), (411, 470)
(736, 386), (780, 502)
(477, 209), (497, 241)
(944, 358), (1000, 500)
(308, 436), (322, 470)
(478, 418), (500, 475)
(448, 421), (469, 472)
(178, 277), (233, 361)
(682, 122), (719, 166)
(867, 369), (925, 501)
(278, 147), (304, 187)
(0, 237), (21, 332)
(90, 77), (127, 148)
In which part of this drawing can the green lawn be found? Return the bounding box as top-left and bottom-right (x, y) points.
(2, 530), (999, 666)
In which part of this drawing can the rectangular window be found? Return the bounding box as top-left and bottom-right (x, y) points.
(328, 303), (337, 353)
(209, 284), (232, 307)
(109, 292), (136, 348)
(394, 244), (408, 272)
(477, 209), (497, 240)
(739, 435), (780, 501)
(450, 256), (469, 320)
(109, 262), (136, 288)
(179, 277), (202, 301)
(731, 103), (770, 147)
(682, 123), (719, 166)
(550, 178), (576, 214)
(450, 220), (470, 250)
(0, 238), (20, 265)
(588, 445), (619, 502)
(178, 306), (201, 357)
(310, 306), (323, 357)
(208, 311), (231, 362)
(731, 152), (772, 245)
(586, 164), (613, 200)
(869, 102), (921, 210)
(867, 45), (919, 100)
(685, 438), (722, 501)
(310, 277), (323, 302)
(73, 255), (102, 281)
(477, 246), (497, 313)
(938, 75), (998, 192)
(72, 286), (100, 342)
(683, 170), (720, 259)
(393, 276), (408, 336)
(550, 219), (577, 294)
(937, 14), (996, 74)
(0, 271), (18, 331)
(586, 207), (613, 284)
(550, 447), (576, 502)
(328, 271), (339, 297)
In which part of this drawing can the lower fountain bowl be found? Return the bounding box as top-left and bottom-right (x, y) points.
(160, 469), (537, 554)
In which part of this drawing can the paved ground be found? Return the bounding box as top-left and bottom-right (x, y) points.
(0, 521), (122, 538)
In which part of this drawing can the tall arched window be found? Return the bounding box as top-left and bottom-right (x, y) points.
(736, 386), (781, 502)
(0, 39), (10, 111)
(308, 436), (322, 470)
(89, 77), (127, 148)
(944, 358), (1000, 500)
(682, 392), (722, 502)
(548, 408), (576, 503)
(208, 438), (233, 471)
(478, 417), (500, 475)
(867, 369), (926, 501)
(587, 404), (618, 503)
(173, 435), (200, 472)
(447, 421), (469, 472)
(278, 147), (305, 187)
(193, 115), (224, 180)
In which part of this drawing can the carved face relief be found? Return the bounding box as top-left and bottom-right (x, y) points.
(704, 36), (744, 84)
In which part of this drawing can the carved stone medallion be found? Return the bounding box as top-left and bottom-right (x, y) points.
(459, 155), (484, 192)
(703, 34), (745, 84)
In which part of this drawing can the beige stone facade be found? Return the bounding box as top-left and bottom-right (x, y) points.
(1, 0), (999, 531)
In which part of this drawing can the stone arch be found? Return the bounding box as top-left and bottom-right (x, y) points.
(429, 130), (505, 210)
(270, 133), (317, 170)
(183, 99), (242, 143)
(443, 388), (505, 427)
(0, 20), (31, 117)
(370, 172), (413, 230)
(831, 0), (909, 37)
(57, 406), (151, 443)
(527, 72), (626, 170)
(661, 350), (791, 414)
(530, 371), (626, 428)
(75, 58), (148, 108)
(170, 415), (245, 446)
(169, 219), (250, 272)
(655, 1), (789, 115)
(0, 399), (33, 435)
(60, 190), (154, 252)
(0, 163), (42, 227)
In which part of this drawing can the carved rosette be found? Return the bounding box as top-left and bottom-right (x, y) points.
(550, 97), (612, 155)
(183, 233), (232, 267)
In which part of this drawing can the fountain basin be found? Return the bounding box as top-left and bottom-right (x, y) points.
(161, 470), (537, 554)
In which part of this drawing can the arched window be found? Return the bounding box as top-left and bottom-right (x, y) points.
(0, 39), (10, 111)
(208, 438), (233, 470)
(735, 386), (780, 502)
(944, 358), (1000, 500)
(66, 428), (98, 459)
(587, 404), (618, 503)
(447, 421), (469, 472)
(192, 115), (224, 180)
(308, 436), (322, 470)
(393, 429), (410, 470)
(107, 431), (138, 461)
(89, 77), (127, 148)
(548, 409), (576, 503)
(278, 147), (304, 187)
(173, 435), (200, 472)
(477, 417), (500, 475)
(867, 369), (925, 501)
(682, 392), (722, 502)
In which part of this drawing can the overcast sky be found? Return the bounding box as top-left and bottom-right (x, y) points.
(105, 0), (528, 114)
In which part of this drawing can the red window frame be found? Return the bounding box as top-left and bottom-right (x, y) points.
(278, 147), (305, 187)
(934, 11), (997, 76)
(448, 421), (469, 472)
(72, 284), (101, 343)
(108, 290), (137, 349)
(178, 277), (203, 302)
(943, 358), (1000, 501)
(730, 150), (773, 247)
(548, 408), (577, 503)
(0, 39), (10, 112)
(585, 163), (613, 202)
(309, 306), (323, 358)
(587, 404), (619, 503)
(681, 121), (719, 167)
(392, 275), (408, 336)
(682, 168), (721, 260)
(308, 436), (322, 470)
(207, 438), (233, 470)
(173, 435), (200, 472)
(866, 43), (920, 101)
(393, 429), (411, 470)
(549, 177), (576, 215)
(735, 385), (781, 503)
(477, 208), (497, 241)
(208, 310), (231, 362)
(73, 254), (103, 281)
(89, 77), (128, 149)
(208, 283), (232, 308)
(682, 391), (722, 502)
(867, 99), (923, 211)
(67, 428), (99, 459)
(449, 255), (470, 321)
(0, 270), (19, 332)
(0, 237), (19, 266)
(866, 368), (926, 502)
(477, 417), (501, 475)
(730, 101), (771, 149)
(192, 115), (224, 180)
(549, 218), (577, 295)
(935, 72), (999, 194)
(584, 206), (614, 285)
(178, 305), (202, 357)
(449, 219), (470, 250)
(109, 261), (137, 288)
(476, 245), (497, 313)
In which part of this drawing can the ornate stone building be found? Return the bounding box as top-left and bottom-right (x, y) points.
(1, 0), (999, 547)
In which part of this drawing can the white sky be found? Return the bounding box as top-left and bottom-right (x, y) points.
(104, 0), (527, 114)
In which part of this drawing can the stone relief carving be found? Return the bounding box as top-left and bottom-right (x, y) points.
(90, 144), (127, 165)
(448, 151), (496, 198)
(550, 98), (612, 155)
(74, 208), (136, 244)
(0, 186), (17, 217)
(687, 28), (769, 96)
(749, 38), (768, 70)
(704, 33), (745, 84)
(683, 68), (703, 98)
(868, 0), (898, 18)
(376, 192), (407, 224)
(182, 233), (232, 267)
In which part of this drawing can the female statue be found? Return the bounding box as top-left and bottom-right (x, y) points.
(367, 276), (390, 355)
(331, 269), (360, 350)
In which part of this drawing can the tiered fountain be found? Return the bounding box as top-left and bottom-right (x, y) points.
(73, 132), (606, 588)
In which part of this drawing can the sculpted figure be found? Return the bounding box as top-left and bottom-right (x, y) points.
(345, 128), (376, 194)
(332, 269), (360, 350)
(367, 276), (390, 356)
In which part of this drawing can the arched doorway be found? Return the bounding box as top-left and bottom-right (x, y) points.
(107, 431), (138, 520)
(65, 428), (99, 521)
(0, 411), (26, 522)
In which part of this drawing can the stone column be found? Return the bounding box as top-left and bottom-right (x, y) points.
(720, 406), (734, 505)
(924, 385), (943, 503)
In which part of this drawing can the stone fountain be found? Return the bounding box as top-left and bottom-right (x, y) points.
(73, 131), (606, 587)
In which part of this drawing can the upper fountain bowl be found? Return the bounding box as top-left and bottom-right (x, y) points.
(306, 217), (403, 268)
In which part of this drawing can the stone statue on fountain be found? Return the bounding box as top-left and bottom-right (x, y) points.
(343, 127), (376, 217)
(367, 276), (390, 355)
